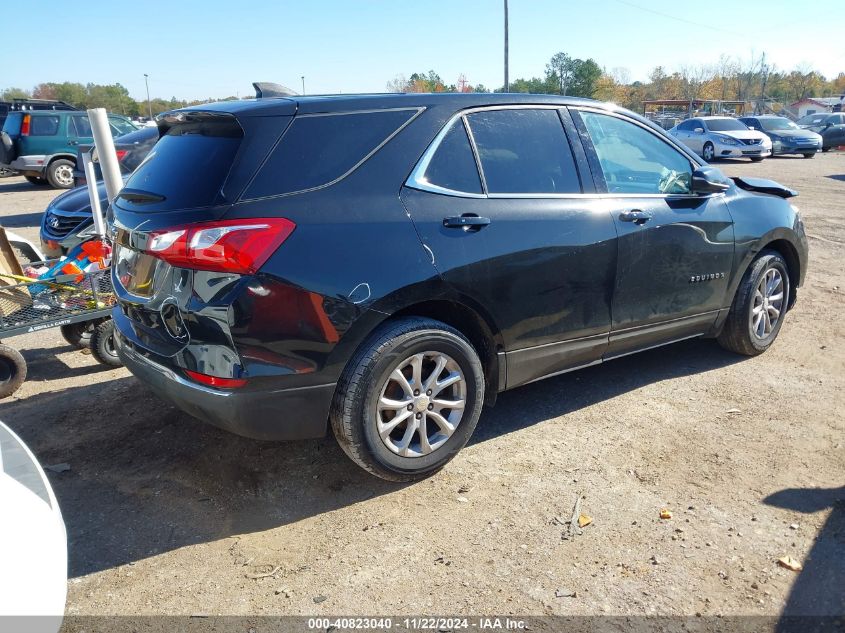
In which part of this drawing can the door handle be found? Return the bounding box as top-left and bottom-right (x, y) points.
(443, 214), (491, 230)
(67, 140), (78, 146)
(619, 209), (652, 225)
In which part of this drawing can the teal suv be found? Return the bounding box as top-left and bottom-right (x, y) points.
(0, 110), (137, 188)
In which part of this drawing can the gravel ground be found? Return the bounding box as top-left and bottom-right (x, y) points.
(0, 153), (842, 622)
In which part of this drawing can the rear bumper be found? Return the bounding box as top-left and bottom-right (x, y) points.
(114, 325), (335, 441)
(10, 155), (47, 174)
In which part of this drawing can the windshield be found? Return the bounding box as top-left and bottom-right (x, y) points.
(759, 118), (799, 131)
(798, 114), (827, 126)
(705, 119), (748, 132)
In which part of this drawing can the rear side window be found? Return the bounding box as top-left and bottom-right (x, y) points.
(119, 115), (242, 212)
(422, 120), (482, 194)
(30, 115), (60, 136)
(244, 109), (417, 199)
(109, 117), (137, 136)
(465, 109), (581, 194)
(69, 115), (92, 137)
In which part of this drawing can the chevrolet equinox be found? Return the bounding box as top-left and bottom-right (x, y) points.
(109, 93), (808, 481)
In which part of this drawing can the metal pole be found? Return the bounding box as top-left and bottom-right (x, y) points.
(503, 0), (509, 92)
(87, 108), (123, 205)
(82, 152), (106, 237)
(144, 73), (152, 120)
(301, 76), (305, 95)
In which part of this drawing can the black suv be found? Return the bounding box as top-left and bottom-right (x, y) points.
(110, 94), (808, 481)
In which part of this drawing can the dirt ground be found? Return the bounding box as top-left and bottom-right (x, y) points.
(0, 153), (842, 622)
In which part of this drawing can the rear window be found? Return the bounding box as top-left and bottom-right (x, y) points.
(119, 114), (242, 212)
(30, 115), (60, 136)
(69, 115), (92, 137)
(2, 112), (22, 135)
(244, 109), (418, 199)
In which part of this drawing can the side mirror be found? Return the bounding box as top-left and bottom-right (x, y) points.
(691, 166), (730, 195)
(694, 128), (705, 134)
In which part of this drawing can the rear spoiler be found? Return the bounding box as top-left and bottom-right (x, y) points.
(253, 82), (298, 98)
(731, 176), (797, 199)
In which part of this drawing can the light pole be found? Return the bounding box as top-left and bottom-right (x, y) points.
(503, 0), (509, 92)
(301, 76), (305, 95)
(143, 73), (152, 120)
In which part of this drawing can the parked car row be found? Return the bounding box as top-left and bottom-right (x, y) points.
(0, 109), (138, 188)
(668, 111), (844, 162)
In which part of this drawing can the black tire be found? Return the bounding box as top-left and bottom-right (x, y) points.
(821, 147), (830, 153)
(24, 175), (45, 185)
(46, 159), (75, 189)
(718, 250), (790, 356)
(90, 320), (123, 367)
(750, 156), (765, 162)
(0, 344), (27, 398)
(330, 317), (485, 482)
(702, 142), (715, 162)
(802, 153), (815, 159)
(60, 319), (105, 349)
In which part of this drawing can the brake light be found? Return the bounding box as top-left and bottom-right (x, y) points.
(115, 149), (128, 162)
(147, 218), (295, 274)
(184, 369), (246, 389)
(21, 114), (30, 136)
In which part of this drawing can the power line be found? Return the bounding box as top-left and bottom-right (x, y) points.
(607, 0), (744, 36)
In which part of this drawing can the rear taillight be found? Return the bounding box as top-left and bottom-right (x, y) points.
(184, 369), (246, 389)
(146, 218), (295, 275)
(20, 114), (30, 136)
(115, 150), (128, 162)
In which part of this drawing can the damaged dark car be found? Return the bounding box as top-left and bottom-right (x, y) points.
(109, 93), (808, 481)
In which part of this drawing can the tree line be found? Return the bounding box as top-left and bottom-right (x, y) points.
(0, 82), (234, 117)
(388, 51), (845, 113)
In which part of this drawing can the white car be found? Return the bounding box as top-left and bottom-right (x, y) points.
(0, 421), (67, 630)
(669, 116), (772, 162)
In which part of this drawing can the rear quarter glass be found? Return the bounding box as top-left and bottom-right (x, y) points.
(119, 116), (242, 212)
(243, 108), (419, 200)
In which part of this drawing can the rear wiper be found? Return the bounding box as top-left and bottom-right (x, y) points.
(117, 188), (166, 204)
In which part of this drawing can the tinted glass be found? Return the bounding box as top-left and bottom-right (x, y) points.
(677, 120), (694, 131)
(579, 111), (692, 195)
(705, 118), (748, 132)
(245, 109), (416, 199)
(109, 116), (137, 136)
(70, 115), (92, 137)
(466, 109), (581, 194)
(119, 116), (242, 212)
(30, 115), (59, 136)
(422, 120), (482, 194)
(758, 117), (798, 131)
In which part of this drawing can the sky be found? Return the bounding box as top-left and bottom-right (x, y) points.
(3, 0), (844, 101)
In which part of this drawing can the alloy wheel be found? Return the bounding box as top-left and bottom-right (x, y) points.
(703, 143), (715, 161)
(750, 267), (784, 339)
(375, 351), (466, 457)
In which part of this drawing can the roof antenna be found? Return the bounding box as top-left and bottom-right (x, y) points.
(253, 82), (298, 98)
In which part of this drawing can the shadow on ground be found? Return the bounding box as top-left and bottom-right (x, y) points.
(0, 210), (46, 228)
(765, 486), (845, 624)
(0, 179), (47, 194)
(0, 337), (744, 578)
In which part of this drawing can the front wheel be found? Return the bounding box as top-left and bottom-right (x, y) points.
(718, 251), (790, 356)
(330, 317), (485, 481)
(750, 156), (765, 162)
(702, 142), (715, 162)
(803, 153), (815, 159)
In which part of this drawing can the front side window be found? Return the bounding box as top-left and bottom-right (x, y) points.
(421, 120), (482, 194)
(30, 115), (59, 136)
(578, 111), (693, 195)
(465, 109), (581, 194)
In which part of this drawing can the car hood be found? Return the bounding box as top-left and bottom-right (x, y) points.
(767, 129), (822, 139)
(47, 179), (127, 213)
(712, 130), (768, 141)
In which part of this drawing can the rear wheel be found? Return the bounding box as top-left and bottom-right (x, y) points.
(718, 250), (790, 356)
(61, 318), (106, 349)
(702, 142), (715, 162)
(90, 320), (123, 367)
(46, 159), (74, 189)
(0, 344), (27, 398)
(24, 175), (46, 185)
(802, 153), (815, 159)
(330, 317), (485, 481)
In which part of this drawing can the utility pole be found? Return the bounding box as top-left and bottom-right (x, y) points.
(301, 76), (305, 95)
(503, 0), (509, 92)
(143, 73), (152, 120)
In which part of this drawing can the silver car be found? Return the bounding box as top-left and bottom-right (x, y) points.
(669, 116), (772, 162)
